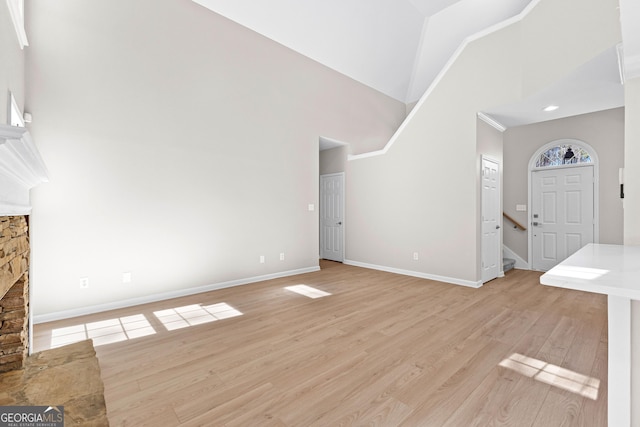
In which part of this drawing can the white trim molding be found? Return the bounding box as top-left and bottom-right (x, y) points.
(623, 53), (640, 81)
(477, 112), (506, 132)
(343, 259), (483, 288)
(0, 124), (49, 216)
(616, 43), (626, 84)
(619, 0), (640, 82)
(617, 41), (640, 82)
(33, 266), (320, 323)
(9, 93), (25, 127)
(5, 0), (28, 49)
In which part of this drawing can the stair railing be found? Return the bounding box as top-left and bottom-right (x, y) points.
(503, 212), (526, 231)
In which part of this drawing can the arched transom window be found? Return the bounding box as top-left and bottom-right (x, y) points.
(535, 144), (592, 168)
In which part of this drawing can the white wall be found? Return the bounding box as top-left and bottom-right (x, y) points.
(25, 0), (406, 318)
(625, 79), (640, 246)
(346, 23), (521, 284)
(477, 119), (504, 161)
(345, 0), (621, 284)
(319, 146), (347, 176)
(503, 108), (625, 261)
(625, 77), (640, 427)
(519, 0), (620, 98)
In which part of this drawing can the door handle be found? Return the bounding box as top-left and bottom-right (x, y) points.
(495, 225), (500, 229)
(338, 222), (342, 225)
(532, 222), (540, 226)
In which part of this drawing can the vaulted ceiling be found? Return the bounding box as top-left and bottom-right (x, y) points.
(192, 0), (532, 103)
(192, 0), (630, 129)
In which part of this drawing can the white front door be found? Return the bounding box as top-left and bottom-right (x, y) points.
(481, 157), (501, 283)
(531, 165), (594, 271)
(320, 173), (344, 262)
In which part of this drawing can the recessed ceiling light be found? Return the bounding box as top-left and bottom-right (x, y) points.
(543, 105), (559, 112)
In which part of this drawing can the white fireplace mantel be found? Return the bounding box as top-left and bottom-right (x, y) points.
(0, 124), (49, 216)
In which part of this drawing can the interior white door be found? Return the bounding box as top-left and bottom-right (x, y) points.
(481, 157), (501, 283)
(531, 165), (594, 271)
(320, 173), (344, 262)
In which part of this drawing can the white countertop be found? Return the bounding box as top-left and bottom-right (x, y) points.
(540, 243), (640, 300)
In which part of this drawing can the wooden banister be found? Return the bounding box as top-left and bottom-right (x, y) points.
(503, 212), (527, 231)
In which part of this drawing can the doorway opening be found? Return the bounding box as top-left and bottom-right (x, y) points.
(528, 139), (599, 271)
(481, 156), (501, 283)
(318, 137), (348, 263)
(320, 173), (345, 262)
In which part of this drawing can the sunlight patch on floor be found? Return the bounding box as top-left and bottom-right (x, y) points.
(153, 303), (243, 331)
(499, 353), (600, 400)
(50, 314), (156, 348)
(47, 303), (243, 348)
(284, 284), (332, 299)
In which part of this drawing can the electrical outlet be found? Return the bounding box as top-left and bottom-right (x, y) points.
(79, 277), (89, 289)
(260, 255), (265, 264)
(413, 252), (419, 261)
(280, 253), (285, 261)
(122, 272), (132, 284)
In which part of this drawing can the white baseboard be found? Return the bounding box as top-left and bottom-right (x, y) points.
(33, 266), (320, 324)
(343, 259), (483, 288)
(502, 245), (529, 269)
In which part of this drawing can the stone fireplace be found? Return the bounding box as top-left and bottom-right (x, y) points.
(0, 216), (29, 373)
(0, 124), (48, 373)
(0, 125), (108, 425)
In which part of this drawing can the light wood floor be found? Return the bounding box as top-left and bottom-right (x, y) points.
(33, 261), (608, 426)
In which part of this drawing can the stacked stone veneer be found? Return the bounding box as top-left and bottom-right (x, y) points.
(0, 216), (29, 373)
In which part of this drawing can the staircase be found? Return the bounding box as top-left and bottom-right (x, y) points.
(503, 258), (515, 273)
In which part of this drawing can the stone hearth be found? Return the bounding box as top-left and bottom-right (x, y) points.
(0, 339), (109, 426)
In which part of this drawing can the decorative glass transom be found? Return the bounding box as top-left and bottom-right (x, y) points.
(535, 144), (592, 168)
